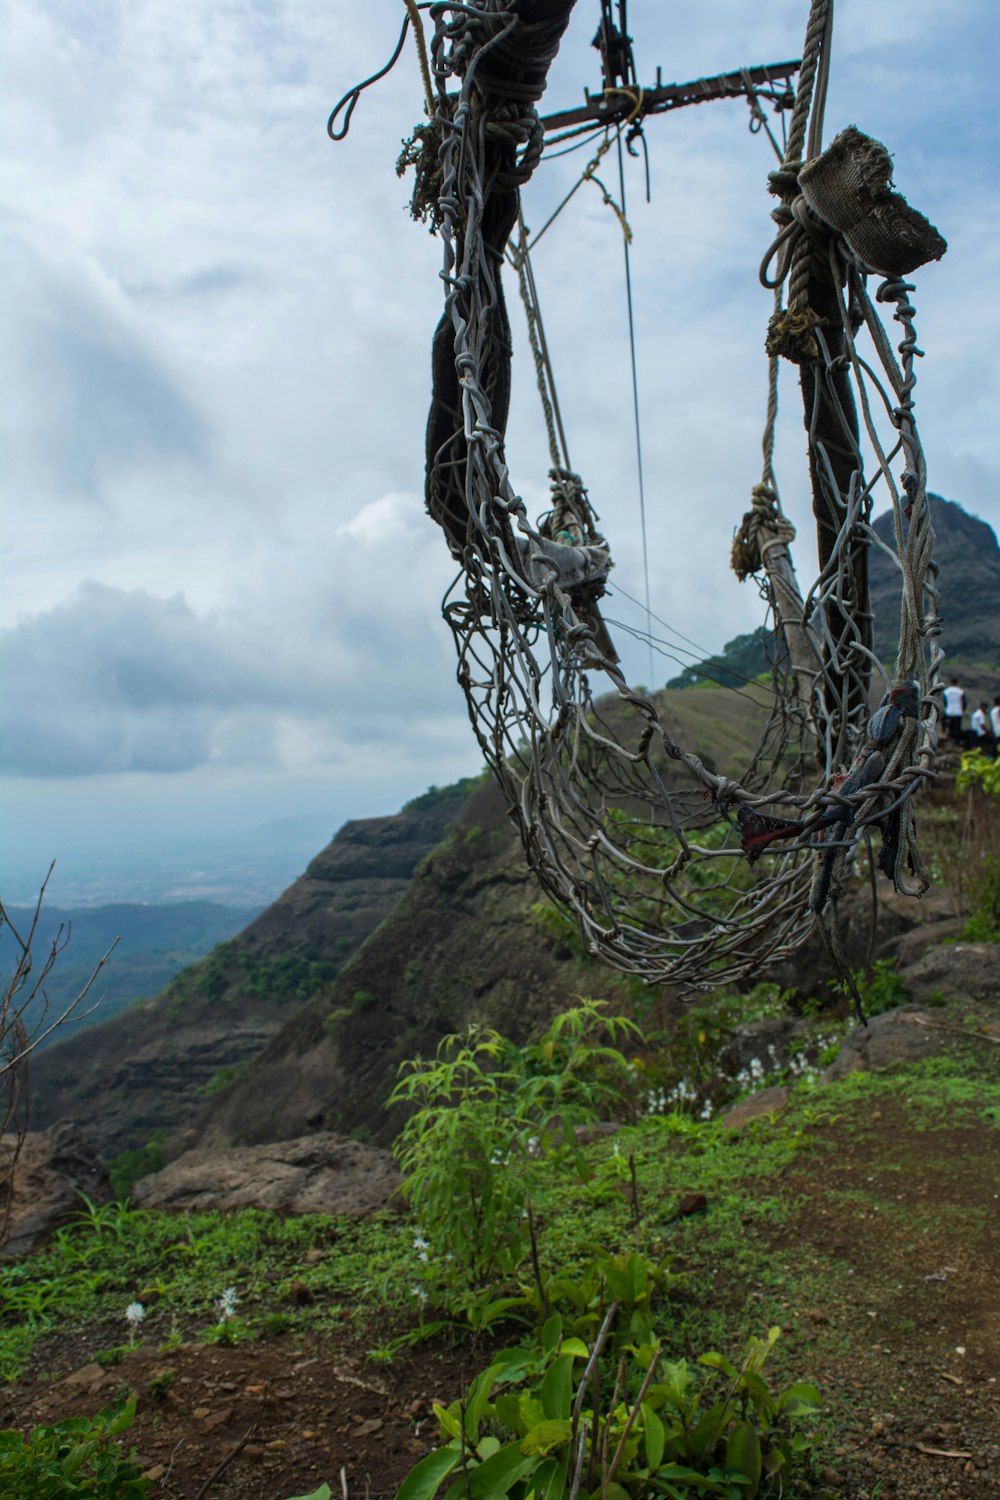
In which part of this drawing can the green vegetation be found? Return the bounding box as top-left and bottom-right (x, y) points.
(827, 958), (906, 1019)
(388, 1004), (641, 1318)
(195, 1058), (254, 1101)
(956, 748), (1000, 799)
(2, 977), (997, 1496)
(403, 773), (488, 814)
(401, 1313), (819, 1500)
(107, 1139), (166, 1200)
(665, 628), (770, 691)
(166, 942), (339, 1015)
(943, 750), (1000, 940)
(0, 1397), (147, 1498)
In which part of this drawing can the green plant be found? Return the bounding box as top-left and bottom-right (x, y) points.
(828, 959), (906, 1020)
(958, 852), (1000, 942)
(107, 1139), (166, 1200)
(396, 1312), (820, 1500)
(518, 1249), (684, 1358)
(955, 749), (1000, 798)
(0, 1397), (148, 1498)
(388, 1003), (641, 1315)
(196, 1061), (253, 1101)
(146, 1368), (175, 1403)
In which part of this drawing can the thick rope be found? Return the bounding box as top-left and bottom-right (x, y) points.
(412, 0), (944, 996)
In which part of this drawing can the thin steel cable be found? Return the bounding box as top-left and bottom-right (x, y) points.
(615, 128), (653, 686)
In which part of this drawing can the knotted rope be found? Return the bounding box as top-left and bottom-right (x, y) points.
(409, 0), (946, 998)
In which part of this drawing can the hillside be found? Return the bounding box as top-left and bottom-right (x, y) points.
(869, 494), (1000, 664)
(27, 484), (997, 1161)
(29, 692), (770, 1160)
(185, 685), (780, 1154)
(27, 784), (476, 1155)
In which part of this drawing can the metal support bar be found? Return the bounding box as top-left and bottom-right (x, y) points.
(540, 59), (800, 133)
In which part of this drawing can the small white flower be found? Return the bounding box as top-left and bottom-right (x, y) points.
(411, 1284), (429, 1304)
(413, 1234), (430, 1252)
(217, 1287), (239, 1321)
(125, 1302), (145, 1327)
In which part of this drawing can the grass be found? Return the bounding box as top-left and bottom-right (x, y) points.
(2, 1029), (996, 1390)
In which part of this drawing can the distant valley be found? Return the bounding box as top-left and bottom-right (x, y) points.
(2, 901), (261, 1050)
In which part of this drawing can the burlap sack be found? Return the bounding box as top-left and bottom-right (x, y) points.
(799, 125), (946, 275)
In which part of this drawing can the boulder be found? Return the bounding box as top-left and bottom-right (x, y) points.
(899, 942), (1000, 1006)
(766, 886), (957, 1001)
(132, 1133), (400, 1217)
(0, 1121), (111, 1258)
(893, 918), (968, 970)
(822, 1004), (946, 1082)
(718, 1017), (814, 1079)
(722, 1085), (789, 1129)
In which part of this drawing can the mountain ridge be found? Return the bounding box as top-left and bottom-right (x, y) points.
(667, 495), (999, 690)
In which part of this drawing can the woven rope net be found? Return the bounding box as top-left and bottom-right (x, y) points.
(416, 0), (946, 995)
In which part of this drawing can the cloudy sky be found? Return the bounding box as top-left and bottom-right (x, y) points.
(3, 0), (997, 900)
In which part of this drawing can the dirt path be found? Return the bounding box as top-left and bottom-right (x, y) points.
(765, 1101), (1000, 1499)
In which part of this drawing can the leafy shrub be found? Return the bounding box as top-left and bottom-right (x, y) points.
(857, 958), (907, 1018)
(959, 853), (1000, 942)
(403, 774), (487, 813)
(395, 1309), (820, 1500)
(956, 749), (1000, 799)
(0, 1397), (148, 1498)
(195, 1060), (253, 1102)
(388, 1002), (641, 1315)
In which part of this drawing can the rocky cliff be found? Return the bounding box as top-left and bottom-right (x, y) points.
(870, 494), (1000, 664)
(186, 771), (627, 1153)
(669, 496), (1000, 689)
(28, 786), (473, 1156)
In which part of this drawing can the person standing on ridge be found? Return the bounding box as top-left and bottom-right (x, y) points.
(991, 696), (1000, 755)
(970, 701), (992, 751)
(942, 678), (966, 742)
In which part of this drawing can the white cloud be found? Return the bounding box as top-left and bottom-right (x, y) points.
(1, 0), (998, 861)
(336, 493), (419, 545)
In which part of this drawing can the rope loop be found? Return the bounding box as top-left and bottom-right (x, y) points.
(414, 0), (946, 997)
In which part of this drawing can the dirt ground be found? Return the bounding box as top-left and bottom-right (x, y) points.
(4, 1097), (998, 1500)
(765, 1105), (1000, 1500)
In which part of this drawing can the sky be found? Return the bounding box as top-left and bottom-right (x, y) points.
(2, 0), (998, 902)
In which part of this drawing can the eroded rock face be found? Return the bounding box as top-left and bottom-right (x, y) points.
(132, 1133), (400, 1217)
(766, 886), (958, 1001)
(0, 1122), (110, 1259)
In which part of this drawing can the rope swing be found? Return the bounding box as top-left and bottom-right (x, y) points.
(339, 0), (948, 1007)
